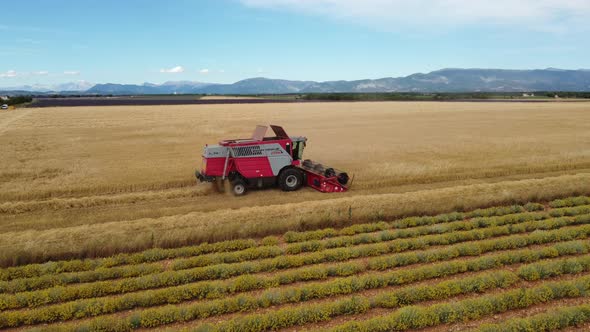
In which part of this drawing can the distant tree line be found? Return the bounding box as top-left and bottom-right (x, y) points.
(301, 92), (590, 101)
(541, 91), (590, 98)
(1, 96), (33, 106)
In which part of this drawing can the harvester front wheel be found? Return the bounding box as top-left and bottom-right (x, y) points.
(231, 179), (247, 196)
(278, 168), (303, 192)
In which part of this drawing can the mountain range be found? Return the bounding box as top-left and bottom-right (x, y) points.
(2, 68), (590, 95)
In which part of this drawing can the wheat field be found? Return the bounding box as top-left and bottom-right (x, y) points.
(1, 101), (590, 265)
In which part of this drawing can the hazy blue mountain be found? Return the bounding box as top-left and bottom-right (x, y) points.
(392, 68), (590, 92)
(86, 81), (216, 94)
(159, 81), (217, 93)
(86, 83), (163, 95)
(3, 69), (590, 95)
(190, 69), (590, 94)
(53, 81), (94, 91)
(198, 78), (315, 94)
(2, 81), (94, 92)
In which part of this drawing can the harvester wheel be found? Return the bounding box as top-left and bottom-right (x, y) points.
(231, 179), (247, 196)
(337, 172), (349, 185)
(324, 168), (336, 178)
(278, 168), (303, 191)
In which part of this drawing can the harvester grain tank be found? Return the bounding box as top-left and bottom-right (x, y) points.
(195, 125), (350, 195)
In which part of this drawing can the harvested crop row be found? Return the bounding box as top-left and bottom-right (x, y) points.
(477, 303), (590, 331)
(189, 269), (590, 332)
(3, 217), (589, 311)
(2, 240), (587, 328)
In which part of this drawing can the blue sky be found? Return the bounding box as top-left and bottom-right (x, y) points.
(1, 0), (589, 87)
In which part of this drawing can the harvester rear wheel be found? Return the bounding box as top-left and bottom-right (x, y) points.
(231, 179), (247, 196)
(337, 172), (349, 185)
(278, 168), (303, 191)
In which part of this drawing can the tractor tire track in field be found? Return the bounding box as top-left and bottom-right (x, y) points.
(0, 185), (213, 215)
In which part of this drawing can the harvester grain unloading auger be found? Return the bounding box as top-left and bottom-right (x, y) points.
(195, 125), (351, 196)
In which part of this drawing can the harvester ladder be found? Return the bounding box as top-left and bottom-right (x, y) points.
(222, 147), (233, 180)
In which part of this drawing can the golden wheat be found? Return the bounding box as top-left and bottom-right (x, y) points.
(0, 101), (589, 265)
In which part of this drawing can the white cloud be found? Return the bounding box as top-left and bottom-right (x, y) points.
(219, 69), (225, 73)
(0, 70), (17, 78)
(160, 66), (185, 73)
(33, 70), (49, 75)
(64, 70), (80, 75)
(199, 68), (210, 74)
(240, 0), (590, 32)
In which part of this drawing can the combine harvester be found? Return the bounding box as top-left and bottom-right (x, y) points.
(196, 125), (350, 195)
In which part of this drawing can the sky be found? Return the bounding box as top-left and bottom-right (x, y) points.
(1, 0), (589, 88)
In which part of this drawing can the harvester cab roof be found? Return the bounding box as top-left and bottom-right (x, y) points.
(219, 125), (303, 145)
(196, 125), (349, 195)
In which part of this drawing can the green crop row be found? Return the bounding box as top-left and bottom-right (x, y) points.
(0, 197), (584, 283)
(2, 239), (587, 329)
(518, 254), (590, 281)
(0, 243), (282, 294)
(0, 204), (529, 282)
(174, 212), (590, 271)
(283, 204), (537, 243)
(173, 211), (550, 270)
(550, 205), (590, 217)
(549, 196), (590, 208)
(3, 206), (582, 295)
(104, 270), (519, 331)
(283, 209), (555, 255)
(328, 275), (590, 332)
(283, 197), (588, 244)
(478, 303), (590, 331)
(0, 262), (164, 294)
(190, 274), (590, 332)
(0, 202), (552, 281)
(0, 238), (258, 282)
(5, 205), (587, 297)
(2, 216), (589, 311)
(0, 210), (550, 295)
(174, 210), (552, 271)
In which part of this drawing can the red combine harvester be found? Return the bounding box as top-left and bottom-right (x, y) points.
(195, 125), (350, 195)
